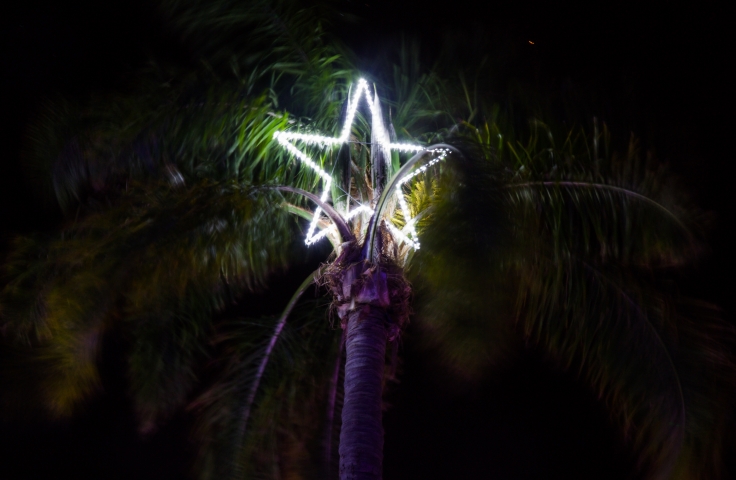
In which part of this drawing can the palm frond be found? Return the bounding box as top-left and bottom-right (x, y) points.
(406, 146), (517, 376)
(516, 255), (685, 478)
(467, 120), (706, 267)
(670, 300), (736, 479)
(190, 290), (341, 480)
(516, 255), (735, 479)
(1, 181), (295, 416)
(405, 121), (730, 479)
(0, 234), (109, 416)
(127, 293), (214, 433)
(157, 0), (355, 118)
(27, 77), (301, 212)
(229, 272), (317, 480)
(495, 123), (724, 478)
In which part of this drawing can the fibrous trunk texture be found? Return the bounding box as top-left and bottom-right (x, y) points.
(339, 306), (387, 480)
(323, 242), (410, 480)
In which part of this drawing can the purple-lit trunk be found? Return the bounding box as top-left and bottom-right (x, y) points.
(339, 306), (387, 480)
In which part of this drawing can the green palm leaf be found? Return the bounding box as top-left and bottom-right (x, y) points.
(190, 291), (341, 480)
(1, 180), (294, 416)
(408, 122), (734, 479)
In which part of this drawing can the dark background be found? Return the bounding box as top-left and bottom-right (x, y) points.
(1, 0), (734, 478)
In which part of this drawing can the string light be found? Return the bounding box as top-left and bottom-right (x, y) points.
(345, 204), (375, 220)
(391, 148), (449, 248)
(386, 222), (420, 250)
(273, 78), (446, 248)
(306, 204), (375, 245)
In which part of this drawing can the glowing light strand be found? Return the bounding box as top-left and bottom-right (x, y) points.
(345, 204), (375, 220)
(273, 78), (446, 248)
(274, 80), (423, 153)
(273, 132), (332, 244)
(391, 148), (450, 249)
(307, 204), (376, 244)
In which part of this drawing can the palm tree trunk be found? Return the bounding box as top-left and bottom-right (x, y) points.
(339, 306), (387, 480)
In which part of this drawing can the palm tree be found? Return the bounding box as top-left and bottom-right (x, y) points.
(1, 2), (734, 479)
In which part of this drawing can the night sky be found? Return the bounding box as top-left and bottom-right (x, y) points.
(1, 0), (735, 478)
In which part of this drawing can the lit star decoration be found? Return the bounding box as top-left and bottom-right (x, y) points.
(273, 78), (449, 249)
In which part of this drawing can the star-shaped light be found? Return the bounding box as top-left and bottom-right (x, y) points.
(273, 78), (448, 249)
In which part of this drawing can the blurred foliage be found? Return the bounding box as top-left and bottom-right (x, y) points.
(1, 181), (292, 419)
(1, 0), (734, 479)
(191, 291), (341, 480)
(408, 120), (733, 480)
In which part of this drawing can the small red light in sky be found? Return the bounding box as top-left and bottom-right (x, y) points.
(528, 40), (535, 45)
